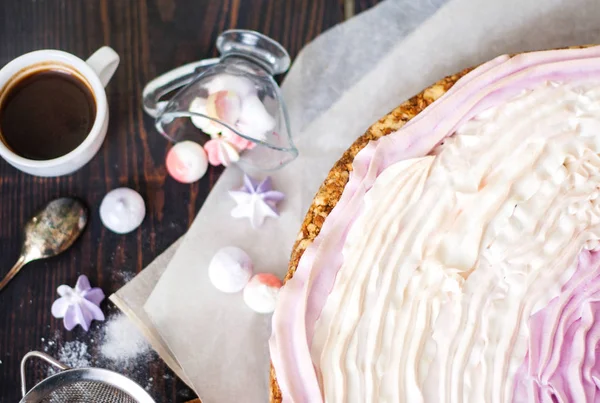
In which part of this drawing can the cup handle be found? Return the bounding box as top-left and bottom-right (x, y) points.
(142, 58), (219, 118)
(86, 46), (120, 87)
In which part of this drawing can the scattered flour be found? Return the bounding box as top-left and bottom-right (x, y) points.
(112, 270), (136, 284)
(48, 340), (91, 375)
(179, 388), (193, 399)
(100, 314), (150, 362)
(40, 313), (176, 396)
(58, 340), (90, 368)
(42, 331), (59, 353)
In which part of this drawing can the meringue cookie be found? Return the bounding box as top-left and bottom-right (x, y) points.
(208, 246), (254, 293)
(237, 94), (275, 141)
(189, 74), (276, 154)
(223, 131), (256, 151)
(243, 273), (282, 313)
(202, 74), (256, 98)
(204, 136), (240, 166)
(100, 188), (146, 234)
(166, 141), (208, 183)
(189, 97), (220, 136)
(207, 90), (242, 125)
(51, 275), (105, 331)
(229, 174), (285, 228)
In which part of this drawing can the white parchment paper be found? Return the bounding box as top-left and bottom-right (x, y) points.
(140, 0), (600, 401)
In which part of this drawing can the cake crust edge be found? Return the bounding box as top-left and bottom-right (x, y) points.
(269, 67), (473, 403)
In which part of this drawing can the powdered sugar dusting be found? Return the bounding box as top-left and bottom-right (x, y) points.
(100, 314), (150, 362)
(111, 270), (136, 284)
(46, 340), (90, 376)
(37, 311), (191, 399)
(57, 341), (90, 368)
(42, 313), (155, 390)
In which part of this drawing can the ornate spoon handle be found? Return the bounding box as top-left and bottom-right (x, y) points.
(0, 255), (27, 291)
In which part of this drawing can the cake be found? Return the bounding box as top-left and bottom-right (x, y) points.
(269, 46), (600, 403)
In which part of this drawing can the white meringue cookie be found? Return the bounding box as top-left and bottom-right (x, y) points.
(189, 97), (212, 133)
(243, 273), (282, 314)
(237, 94), (275, 141)
(202, 74), (256, 98)
(99, 188), (146, 234)
(208, 247), (253, 293)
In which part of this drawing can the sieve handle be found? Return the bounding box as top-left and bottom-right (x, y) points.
(20, 351), (70, 397)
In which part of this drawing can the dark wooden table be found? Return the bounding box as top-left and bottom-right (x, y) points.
(0, 0), (380, 401)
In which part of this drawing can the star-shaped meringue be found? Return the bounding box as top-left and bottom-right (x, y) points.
(51, 275), (105, 331)
(229, 174), (285, 228)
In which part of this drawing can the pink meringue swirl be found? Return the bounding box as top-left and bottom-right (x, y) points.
(513, 249), (600, 402)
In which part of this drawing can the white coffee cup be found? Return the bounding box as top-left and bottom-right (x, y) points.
(0, 47), (119, 177)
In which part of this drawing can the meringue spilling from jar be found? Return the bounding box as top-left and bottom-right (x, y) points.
(186, 73), (276, 166)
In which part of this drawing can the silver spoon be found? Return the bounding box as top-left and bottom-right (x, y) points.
(0, 197), (88, 291)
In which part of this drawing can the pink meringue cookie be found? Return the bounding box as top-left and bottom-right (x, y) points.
(223, 131), (256, 151)
(190, 74), (275, 144)
(243, 273), (282, 313)
(208, 246), (254, 293)
(206, 90), (242, 125)
(189, 96), (237, 139)
(166, 141), (208, 183)
(191, 91), (256, 152)
(204, 136), (240, 166)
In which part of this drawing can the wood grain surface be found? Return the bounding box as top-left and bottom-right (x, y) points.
(0, 0), (380, 401)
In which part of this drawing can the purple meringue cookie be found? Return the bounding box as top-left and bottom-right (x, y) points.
(229, 174), (285, 228)
(51, 275), (105, 331)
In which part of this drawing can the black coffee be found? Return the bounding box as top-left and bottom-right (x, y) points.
(0, 69), (96, 160)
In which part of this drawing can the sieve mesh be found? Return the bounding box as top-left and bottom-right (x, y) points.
(37, 380), (137, 403)
(21, 352), (154, 403)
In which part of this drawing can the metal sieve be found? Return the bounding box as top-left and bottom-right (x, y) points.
(19, 351), (156, 403)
